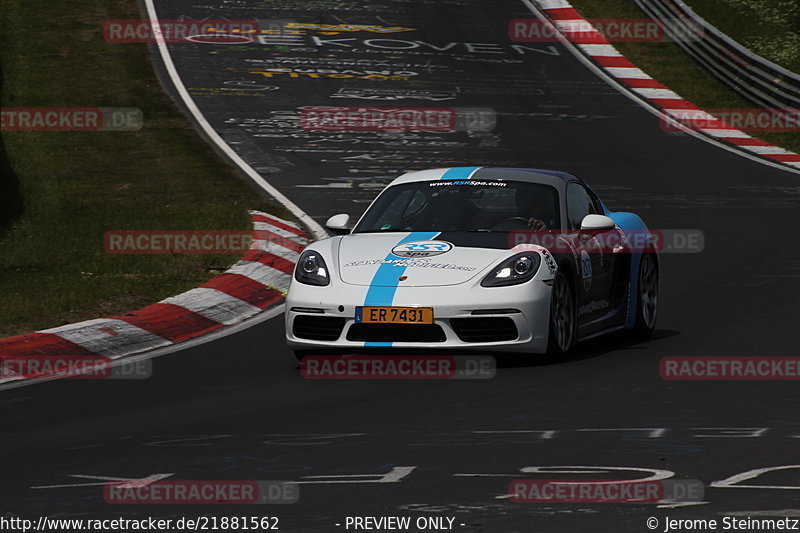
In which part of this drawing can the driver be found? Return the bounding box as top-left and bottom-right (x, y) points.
(515, 187), (555, 230)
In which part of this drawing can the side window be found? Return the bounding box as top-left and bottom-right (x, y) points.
(566, 183), (600, 230)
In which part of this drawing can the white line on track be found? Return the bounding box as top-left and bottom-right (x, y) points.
(141, 0), (329, 239)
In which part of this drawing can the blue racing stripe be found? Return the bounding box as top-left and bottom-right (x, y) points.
(360, 168), (478, 346)
(440, 166), (481, 180)
(363, 231), (438, 346)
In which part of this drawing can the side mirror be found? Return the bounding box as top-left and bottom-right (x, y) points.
(580, 214), (616, 231)
(325, 213), (351, 235)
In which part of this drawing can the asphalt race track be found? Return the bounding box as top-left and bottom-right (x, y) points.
(3, 0), (800, 531)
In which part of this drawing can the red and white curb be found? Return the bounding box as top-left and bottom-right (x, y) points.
(0, 211), (307, 384)
(529, 0), (800, 170)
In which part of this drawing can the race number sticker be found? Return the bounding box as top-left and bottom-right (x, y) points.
(580, 250), (592, 292)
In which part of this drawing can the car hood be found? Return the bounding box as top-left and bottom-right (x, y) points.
(337, 233), (508, 287)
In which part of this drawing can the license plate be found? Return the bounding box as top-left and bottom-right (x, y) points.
(355, 306), (434, 324)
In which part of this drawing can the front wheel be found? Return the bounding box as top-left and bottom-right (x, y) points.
(632, 253), (658, 337)
(547, 270), (577, 356)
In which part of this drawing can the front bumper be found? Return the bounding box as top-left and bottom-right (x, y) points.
(285, 281), (552, 354)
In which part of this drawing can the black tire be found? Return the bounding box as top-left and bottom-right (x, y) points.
(632, 252), (658, 338)
(547, 269), (577, 356)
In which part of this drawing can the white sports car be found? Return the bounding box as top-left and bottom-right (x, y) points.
(286, 167), (658, 358)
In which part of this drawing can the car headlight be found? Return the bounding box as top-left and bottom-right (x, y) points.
(481, 253), (541, 287)
(295, 250), (330, 286)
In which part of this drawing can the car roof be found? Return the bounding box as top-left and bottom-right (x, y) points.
(391, 167), (581, 189)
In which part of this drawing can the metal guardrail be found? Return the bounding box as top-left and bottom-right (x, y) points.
(634, 0), (800, 115)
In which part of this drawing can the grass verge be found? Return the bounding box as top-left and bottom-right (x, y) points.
(0, 0), (287, 336)
(567, 0), (800, 154)
(686, 0), (800, 75)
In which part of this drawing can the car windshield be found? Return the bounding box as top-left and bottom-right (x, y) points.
(352, 180), (560, 233)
